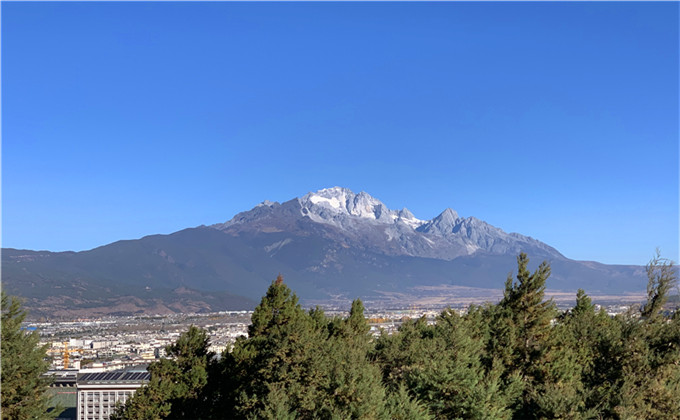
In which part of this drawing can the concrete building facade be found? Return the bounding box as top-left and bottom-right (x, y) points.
(76, 368), (149, 420)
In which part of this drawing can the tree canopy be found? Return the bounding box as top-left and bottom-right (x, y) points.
(1, 292), (53, 420)
(113, 253), (680, 419)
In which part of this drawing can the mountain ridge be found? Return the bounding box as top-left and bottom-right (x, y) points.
(214, 187), (564, 261)
(2, 187), (646, 318)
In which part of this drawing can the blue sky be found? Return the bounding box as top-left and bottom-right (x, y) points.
(2, 2), (678, 265)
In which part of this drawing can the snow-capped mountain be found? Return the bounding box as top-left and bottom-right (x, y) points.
(215, 187), (564, 261)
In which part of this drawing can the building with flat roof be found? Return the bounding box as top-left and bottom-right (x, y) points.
(76, 367), (149, 420)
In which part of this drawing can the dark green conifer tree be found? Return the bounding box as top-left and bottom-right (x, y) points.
(323, 298), (387, 419)
(1, 292), (53, 420)
(375, 309), (515, 419)
(530, 290), (592, 419)
(230, 275), (329, 418)
(611, 252), (680, 418)
(564, 252), (680, 419)
(641, 250), (676, 320)
(558, 289), (611, 417)
(493, 253), (558, 417)
(384, 384), (433, 420)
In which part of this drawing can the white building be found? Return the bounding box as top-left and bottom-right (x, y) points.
(76, 367), (150, 420)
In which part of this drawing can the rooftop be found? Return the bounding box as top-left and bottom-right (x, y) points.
(77, 367), (150, 385)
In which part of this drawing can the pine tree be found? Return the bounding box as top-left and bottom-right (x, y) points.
(384, 384), (433, 420)
(498, 254), (556, 369)
(1, 292), (53, 420)
(558, 289), (611, 417)
(529, 291), (593, 419)
(232, 278), (392, 419)
(641, 250), (677, 320)
(571, 252), (680, 419)
(375, 310), (514, 419)
(323, 299), (387, 419)
(231, 275), (329, 418)
(495, 253), (557, 417)
(612, 252), (680, 418)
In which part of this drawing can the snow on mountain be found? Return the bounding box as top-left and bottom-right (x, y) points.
(214, 187), (564, 261)
(298, 187), (425, 227)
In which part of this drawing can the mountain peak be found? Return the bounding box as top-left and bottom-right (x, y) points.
(399, 207), (415, 219)
(313, 186), (354, 198)
(256, 200), (278, 208)
(440, 208), (459, 221)
(301, 187), (355, 211)
(416, 207), (460, 235)
(299, 187), (391, 222)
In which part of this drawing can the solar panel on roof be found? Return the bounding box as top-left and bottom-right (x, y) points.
(75, 370), (152, 384)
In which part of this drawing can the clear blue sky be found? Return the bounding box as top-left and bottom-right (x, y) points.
(2, 2), (678, 265)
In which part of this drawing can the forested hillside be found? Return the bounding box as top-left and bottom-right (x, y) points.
(113, 253), (680, 419)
